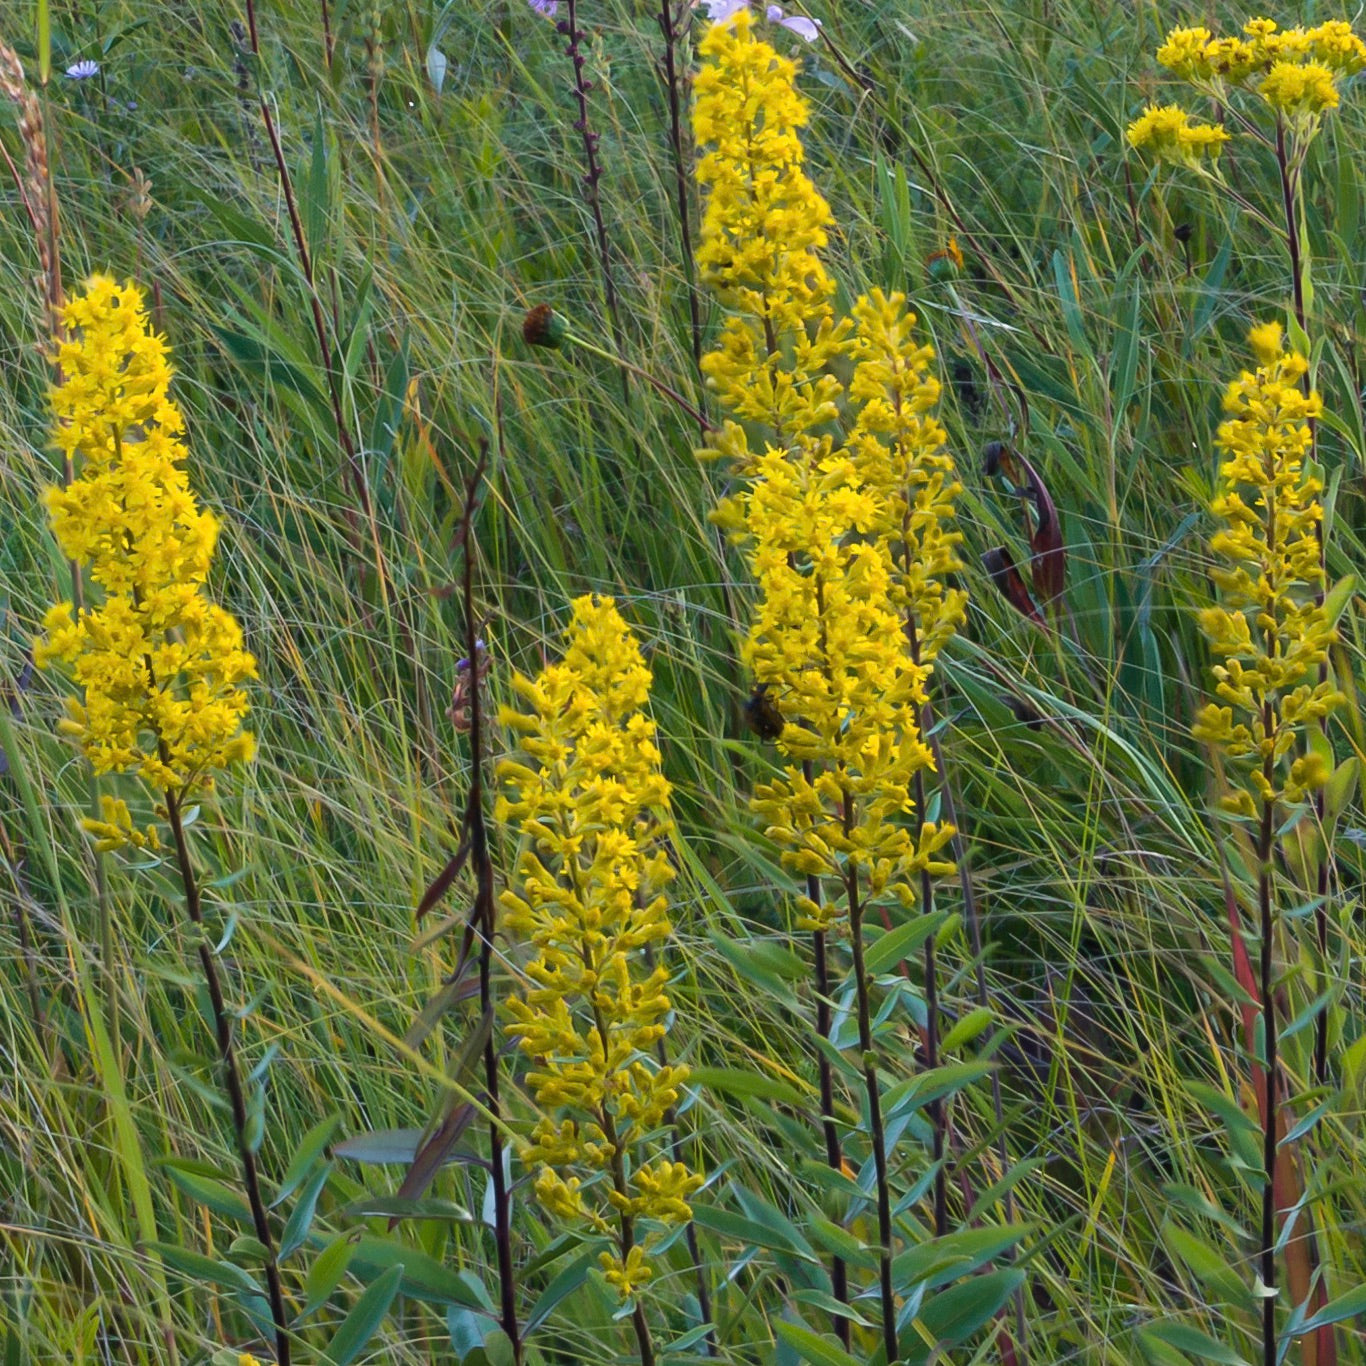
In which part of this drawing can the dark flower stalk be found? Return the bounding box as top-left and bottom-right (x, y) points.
(559, 0), (630, 404)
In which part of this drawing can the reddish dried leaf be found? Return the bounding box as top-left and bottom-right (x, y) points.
(983, 546), (1046, 626)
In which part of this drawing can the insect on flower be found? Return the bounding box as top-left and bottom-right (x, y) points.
(743, 682), (786, 741)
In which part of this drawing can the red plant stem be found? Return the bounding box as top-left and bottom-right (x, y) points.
(905, 620), (947, 1237)
(242, 0), (370, 529)
(928, 727), (1027, 1359)
(1257, 761), (1277, 1366)
(319, 0), (334, 72)
(562, 0), (629, 405)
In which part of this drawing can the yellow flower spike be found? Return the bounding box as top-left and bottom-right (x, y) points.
(1156, 27), (1216, 80)
(1308, 20), (1366, 73)
(499, 596), (701, 1298)
(1194, 327), (1343, 807)
(34, 276), (255, 807)
(693, 9), (850, 462)
(846, 288), (969, 663)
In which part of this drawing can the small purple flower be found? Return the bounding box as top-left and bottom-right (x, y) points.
(528, 0), (558, 15)
(766, 5), (821, 40)
(701, 0), (749, 21)
(65, 59), (101, 80)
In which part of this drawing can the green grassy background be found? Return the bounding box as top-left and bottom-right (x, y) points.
(2, 0), (1365, 1361)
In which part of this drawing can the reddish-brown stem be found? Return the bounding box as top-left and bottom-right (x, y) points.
(844, 792), (897, 1364)
(655, 0), (703, 369)
(561, 0), (629, 405)
(459, 450), (522, 1363)
(165, 790), (291, 1365)
(242, 0), (371, 530)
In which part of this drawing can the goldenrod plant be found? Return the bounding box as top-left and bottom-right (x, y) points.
(33, 277), (284, 1363)
(1193, 326), (1343, 1366)
(498, 594), (701, 1366)
(1131, 14), (1366, 1094)
(847, 288), (969, 1237)
(694, 12), (965, 1358)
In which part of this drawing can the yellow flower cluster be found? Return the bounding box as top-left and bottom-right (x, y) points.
(497, 595), (701, 1297)
(693, 10), (848, 464)
(1125, 103), (1230, 166)
(34, 276), (255, 816)
(693, 16), (960, 933)
(742, 444), (956, 930)
(1148, 16), (1364, 125)
(1192, 325), (1343, 811)
(846, 289), (968, 663)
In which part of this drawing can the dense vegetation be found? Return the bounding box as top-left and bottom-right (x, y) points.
(2, 1), (1365, 1363)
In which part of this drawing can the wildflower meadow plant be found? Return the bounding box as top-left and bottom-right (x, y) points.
(497, 595), (701, 1365)
(33, 276), (285, 1363)
(1129, 17), (1366, 334)
(693, 11), (967, 1356)
(1130, 14), (1365, 1087)
(1193, 325), (1345, 1366)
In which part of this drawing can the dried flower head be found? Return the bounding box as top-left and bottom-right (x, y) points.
(522, 303), (568, 349)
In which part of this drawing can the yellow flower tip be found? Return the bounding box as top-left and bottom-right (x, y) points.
(1308, 20), (1366, 74)
(1259, 60), (1339, 115)
(35, 275), (254, 796)
(1247, 321), (1284, 365)
(1127, 104), (1229, 165)
(1156, 26), (1215, 80)
(600, 1244), (653, 1300)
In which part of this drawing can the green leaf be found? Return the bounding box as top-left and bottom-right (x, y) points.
(298, 1232), (359, 1323)
(940, 1005), (996, 1052)
(804, 1217), (880, 1273)
(863, 912), (946, 976)
(909, 1267), (1025, 1348)
(335, 1129), (428, 1164)
(883, 1061), (993, 1118)
(323, 1262), (403, 1366)
(773, 1321), (861, 1366)
(274, 1111), (344, 1208)
(1186, 1080), (1262, 1170)
(214, 324), (330, 420)
(689, 1205), (818, 1261)
(148, 1241), (263, 1297)
(352, 1233), (489, 1307)
(684, 1067), (807, 1109)
(1298, 1282), (1366, 1331)
(708, 930), (807, 998)
(160, 1159), (254, 1224)
(892, 1225), (1030, 1292)
(525, 1248), (598, 1335)
(1141, 1321), (1249, 1363)
(279, 1162), (332, 1261)
(339, 1195), (476, 1224)
(1161, 1222), (1253, 1311)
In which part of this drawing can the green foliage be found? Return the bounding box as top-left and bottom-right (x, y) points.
(2, 0), (1365, 1363)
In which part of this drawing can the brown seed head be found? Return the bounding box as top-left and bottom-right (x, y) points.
(522, 303), (567, 349)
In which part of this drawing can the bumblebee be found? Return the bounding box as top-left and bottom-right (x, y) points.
(743, 683), (785, 741)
